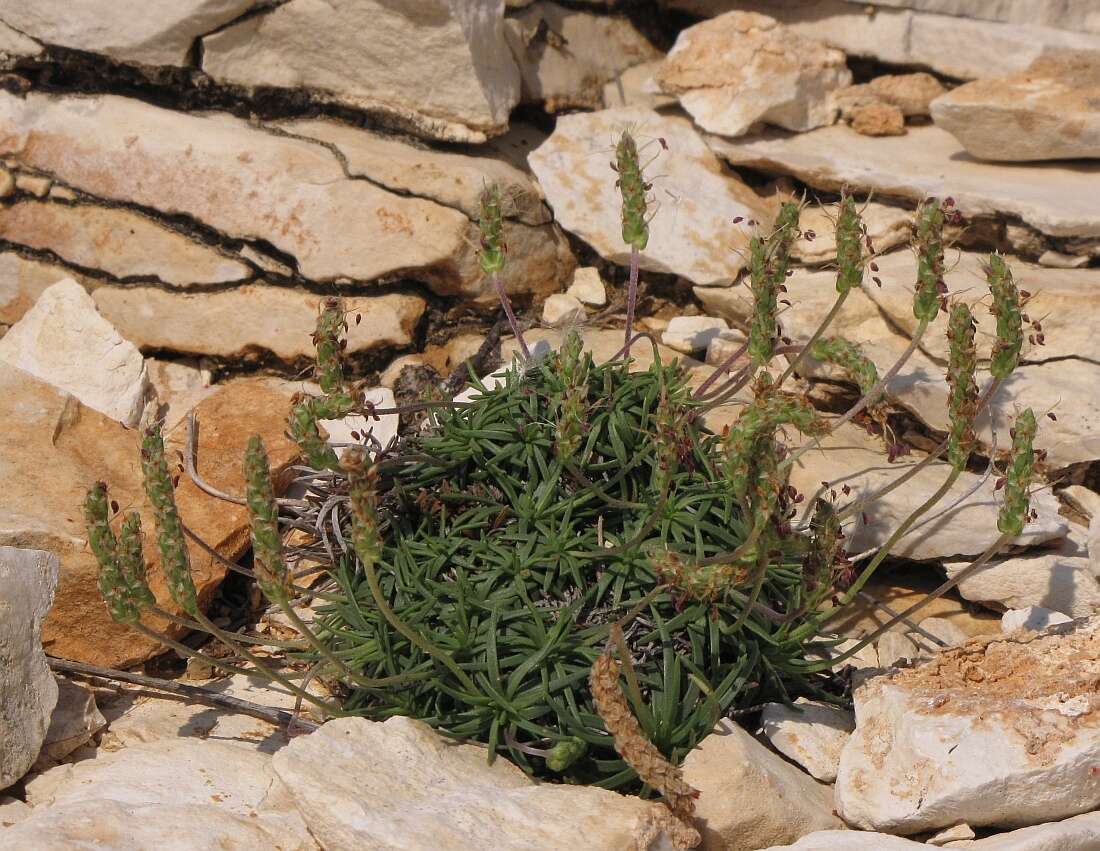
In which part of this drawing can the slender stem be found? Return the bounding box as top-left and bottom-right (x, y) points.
(808, 532), (1010, 672)
(776, 289), (850, 387)
(492, 273), (529, 360)
(693, 339), (750, 399)
(782, 318), (930, 473)
(624, 246), (640, 359)
(790, 468), (960, 644)
(147, 603), (307, 650)
(47, 657), (319, 731)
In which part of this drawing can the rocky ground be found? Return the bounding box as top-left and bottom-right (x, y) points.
(3, 1), (1100, 849)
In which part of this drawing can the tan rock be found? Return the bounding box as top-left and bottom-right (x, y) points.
(0, 251), (76, 325)
(835, 617), (1100, 833)
(14, 173), (51, 197)
(792, 200), (911, 265)
(931, 51), (1100, 161)
(787, 422), (1066, 561)
(541, 292), (584, 327)
(0, 92), (479, 290)
(93, 286), (424, 362)
(505, 2), (661, 110)
(529, 107), (775, 286)
(567, 266), (607, 306)
(145, 358), (213, 431)
(849, 102), (906, 136)
(760, 698), (854, 783)
(271, 716), (670, 850)
(853, 0), (1100, 36)
(0, 546), (58, 791)
(0, 367), (300, 666)
(944, 550), (1100, 619)
(709, 123), (1100, 239)
(683, 718), (844, 850)
(0, 0), (258, 66)
(0, 278), (150, 427)
(32, 677), (105, 768)
(656, 11), (851, 137)
(870, 72), (946, 116)
(0, 201), (250, 286)
(666, 0), (1100, 81)
(202, 0), (520, 143)
(602, 60), (676, 109)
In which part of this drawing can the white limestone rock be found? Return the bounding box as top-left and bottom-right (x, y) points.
(542, 292), (585, 328)
(0, 547), (59, 791)
(835, 617), (1100, 833)
(931, 51), (1100, 162)
(567, 267), (607, 306)
(1002, 606), (1076, 633)
(710, 123), (1100, 239)
(944, 551), (1100, 619)
(760, 698), (854, 783)
(0, 0), (255, 67)
(504, 1), (661, 110)
(203, 0), (520, 143)
(682, 718), (844, 850)
(33, 677), (106, 769)
(661, 315), (729, 354)
(0, 279), (150, 427)
(270, 716), (670, 850)
(792, 200), (911, 265)
(529, 106), (775, 286)
(656, 11), (851, 137)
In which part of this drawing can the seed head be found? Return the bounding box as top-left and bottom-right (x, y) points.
(997, 408), (1037, 538)
(141, 424), (197, 616)
(987, 253), (1023, 380)
(913, 198), (947, 323)
(615, 131), (650, 251)
(244, 435), (290, 602)
(945, 303), (979, 471)
(478, 184), (507, 276)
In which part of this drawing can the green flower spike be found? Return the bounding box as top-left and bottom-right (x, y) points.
(141, 424), (198, 617)
(945, 303), (979, 471)
(748, 202), (800, 367)
(245, 435), (290, 603)
(342, 448), (383, 571)
(835, 192), (865, 295)
(809, 337), (880, 403)
(554, 331), (590, 465)
(314, 296), (347, 397)
(913, 198), (947, 323)
(987, 253), (1023, 380)
(997, 408), (1037, 538)
(479, 184), (507, 277)
(616, 131), (649, 251)
(84, 483), (146, 625)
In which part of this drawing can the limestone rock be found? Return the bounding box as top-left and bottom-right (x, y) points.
(705, 329), (747, 367)
(0, 367), (300, 666)
(944, 551), (1100, 619)
(0, 0), (253, 66)
(792, 200), (911, 265)
(270, 716), (668, 850)
(567, 266), (607, 306)
(682, 718), (844, 850)
(760, 698), (854, 783)
(0, 546), (58, 791)
(17, 738), (315, 850)
(760, 831), (926, 849)
(849, 102), (906, 137)
(661, 315), (729, 354)
(833, 73), (946, 119)
(666, 0), (1100, 81)
(505, 2), (661, 111)
(852, 0), (1100, 35)
(319, 387), (399, 459)
(603, 60), (676, 110)
(0, 278), (150, 427)
(0, 797), (30, 826)
(0, 201), (251, 287)
(918, 617), (970, 648)
(709, 122), (1100, 240)
(836, 618), (1100, 833)
(928, 822), (975, 845)
(1002, 606), (1073, 633)
(787, 422), (1066, 561)
(0, 21), (41, 64)
(542, 292), (584, 327)
(0, 92), (481, 290)
(931, 51), (1100, 161)
(530, 107), (775, 286)
(656, 11), (851, 137)
(0, 251), (75, 325)
(92, 286), (424, 363)
(33, 677), (106, 768)
(145, 358), (213, 431)
(202, 0), (520, 143)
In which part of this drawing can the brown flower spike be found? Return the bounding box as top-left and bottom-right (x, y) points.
(590, 636), (699, 823)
